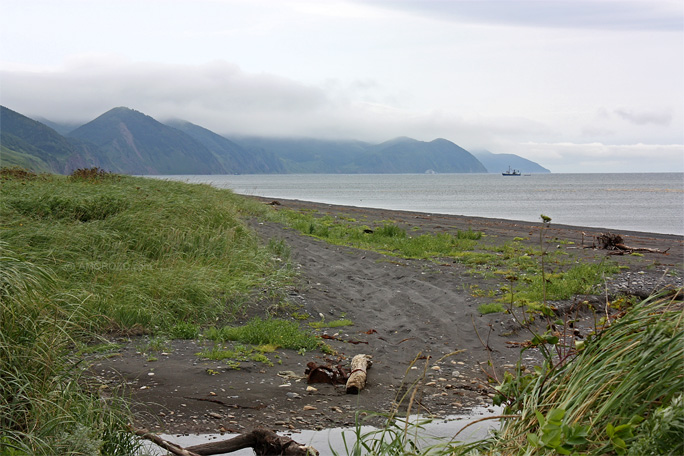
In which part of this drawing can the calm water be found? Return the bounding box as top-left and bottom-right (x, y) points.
(157, 173), (684, 236)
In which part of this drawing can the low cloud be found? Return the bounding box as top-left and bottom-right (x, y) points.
(517, 141), (684, 172)
(355, 0), (684, 31)
(614, 108), (673, 126)
(0, 56), (544, 147)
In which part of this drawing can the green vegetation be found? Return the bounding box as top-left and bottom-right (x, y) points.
(203, 317), (320, 351)
(197, 343), (275, 367)
(267, 206), (618, 314)
(0, 168), (308, 454)
(477, 302), (505, 314)
(484, 293), (684, 455)
(268, 208), (482, 259)
(0, 241), (139, 455)
(338, 294), (683, 455)
(309, 318), (354, 329)
(1, 167), (292, 333)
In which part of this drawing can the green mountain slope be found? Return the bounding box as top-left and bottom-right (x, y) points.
(232, 136), (487, 173)
(231, 136), (370, 173)
(472, 149), (550, 173)
(367, 137), (487, 173)
(0, 105), (108, 173)
(68, 107), (226, 175)
(166, 120), (284, 174)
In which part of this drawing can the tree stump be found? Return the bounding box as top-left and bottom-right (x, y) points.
(345, 354), (372, 394)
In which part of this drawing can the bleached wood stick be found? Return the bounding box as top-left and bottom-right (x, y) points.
(345, 354), (372, 394)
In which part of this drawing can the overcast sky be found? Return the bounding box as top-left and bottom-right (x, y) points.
(1, 0), (683, 173)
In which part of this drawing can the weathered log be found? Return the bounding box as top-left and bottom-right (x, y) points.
(594, 233), (669, 254)
(345, 354), (372, 394)
(131, 427), (200, 456)
(186, 428), (318, 455)
(133, 426), (319, 456)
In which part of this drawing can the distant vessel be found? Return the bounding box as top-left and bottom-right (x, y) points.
(502, 166), (521, 176)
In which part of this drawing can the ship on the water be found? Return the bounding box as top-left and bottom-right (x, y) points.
(502, 166), (521, 176)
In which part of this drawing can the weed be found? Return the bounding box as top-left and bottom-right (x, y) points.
(477, 303), (505, 314)
(309, 318), (354, 329)
(205, 317), (319, 351)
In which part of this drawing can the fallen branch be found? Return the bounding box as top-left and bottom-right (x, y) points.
(131, 426), (319, 456)
(186, 428), (319, 456)
(594, 233), (669, 254)
(130, 427), (200, 456)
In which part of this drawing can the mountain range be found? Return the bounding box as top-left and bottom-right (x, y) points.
(0, 105), (550, 175)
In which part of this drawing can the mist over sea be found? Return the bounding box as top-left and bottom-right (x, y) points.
(158, 173), (684, 236)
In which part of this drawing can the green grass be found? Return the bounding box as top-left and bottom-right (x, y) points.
(477, 302), (505, 314)
(268, 208), (481, 259)
(484, 293), (684, 455)
(309, 318), (354, 329)
(0, 168), (305, 454)
(203, 317), (320, 351)
(1, 169), (293, 333)
(0, 241), (139, 455)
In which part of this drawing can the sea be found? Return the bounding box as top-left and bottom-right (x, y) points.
(155, 173), (684, 236)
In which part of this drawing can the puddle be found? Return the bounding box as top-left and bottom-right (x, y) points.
(140, 406), (501, 455)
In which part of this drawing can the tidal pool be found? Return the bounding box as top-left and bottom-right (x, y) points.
(141, 406), (501, 455)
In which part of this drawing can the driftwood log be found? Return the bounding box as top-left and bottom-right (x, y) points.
(594, 233), (669, 254)
(133, 427), (318, 456)
(345, 354), (372, 394)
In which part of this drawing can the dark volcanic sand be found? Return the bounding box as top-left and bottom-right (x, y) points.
(89, 198), (683, 436)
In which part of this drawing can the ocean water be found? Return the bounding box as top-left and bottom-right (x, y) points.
(157, 173), (684, 236)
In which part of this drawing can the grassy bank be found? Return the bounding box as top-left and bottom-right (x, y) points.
(0, 168), (298, 454)
(1, 168), (292, 333)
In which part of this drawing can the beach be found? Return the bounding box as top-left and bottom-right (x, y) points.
(90, 198), (683, 436)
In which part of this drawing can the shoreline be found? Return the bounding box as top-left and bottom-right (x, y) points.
(95, 196), (682, 436)
(249, 195), (684, 243)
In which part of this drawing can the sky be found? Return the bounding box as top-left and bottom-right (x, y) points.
(1, 0), (683, 173)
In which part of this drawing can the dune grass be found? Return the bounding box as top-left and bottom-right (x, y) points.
(0, 242), (139, 455)
(1, 169), (293, 333)
(0, 168), (302, 454)
(481, 293), (684, 455)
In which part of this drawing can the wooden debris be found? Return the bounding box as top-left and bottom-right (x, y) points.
(345, 354), (372, 394)
(132, 426), (318, 456)
(305, 362), (349, 385)
(593, 233), (669, 254)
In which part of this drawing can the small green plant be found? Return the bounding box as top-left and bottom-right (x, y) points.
(525, 408), (590, 454)
(167, 321), (200, 339)
(207, 317), (319, 351)
(456, 228), (482, 240)
(309, 318), (353, 329)
(477, 302), (505, 314)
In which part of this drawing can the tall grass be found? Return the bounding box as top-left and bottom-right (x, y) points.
(0, 169), (300, 453)
(475, 293), (684, 455)
(0, 243), (138, 455)
(1, 171), (293, 332)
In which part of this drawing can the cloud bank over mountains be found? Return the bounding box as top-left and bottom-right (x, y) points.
(1, 0), (682, 173)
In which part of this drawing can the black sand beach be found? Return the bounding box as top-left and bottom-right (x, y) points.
(90, 198), (683, 435)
